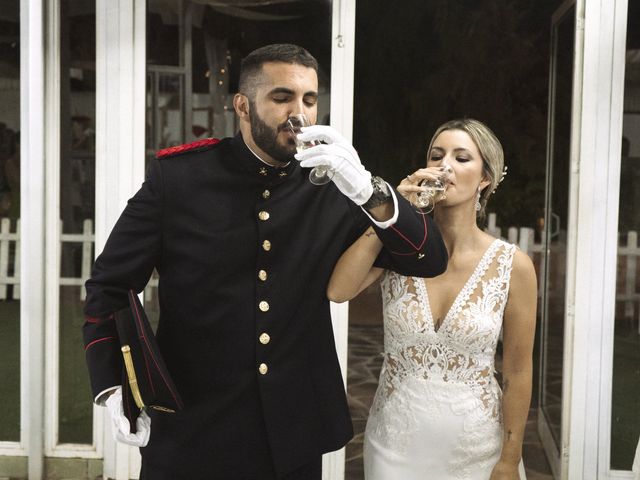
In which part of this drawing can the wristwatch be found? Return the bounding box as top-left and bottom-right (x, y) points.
(362, 176), (392, 210)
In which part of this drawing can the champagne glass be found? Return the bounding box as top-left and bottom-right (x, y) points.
(416, 165), (452, 213)
(287, 113), (334, 185)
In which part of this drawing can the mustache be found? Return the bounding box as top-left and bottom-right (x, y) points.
(277, 121), (292, 132)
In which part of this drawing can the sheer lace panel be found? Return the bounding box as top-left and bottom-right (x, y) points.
(376, 240), (517, 415)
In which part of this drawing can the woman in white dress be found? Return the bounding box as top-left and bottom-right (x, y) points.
(328, 119), (537, 479)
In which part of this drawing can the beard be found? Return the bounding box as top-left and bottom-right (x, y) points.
(249, 102), (296, 164)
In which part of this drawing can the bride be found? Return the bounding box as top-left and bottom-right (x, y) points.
(328, 119), (537, 479)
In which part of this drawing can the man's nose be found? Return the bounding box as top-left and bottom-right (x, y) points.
(292, 100), (315, 117)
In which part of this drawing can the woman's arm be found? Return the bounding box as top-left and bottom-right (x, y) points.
(491, 249), (537, 479)
(327, 226), (385, 303)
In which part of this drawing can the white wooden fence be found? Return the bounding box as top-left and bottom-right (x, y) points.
(0, 217), (158, 302)
(0, 214), (638, 324)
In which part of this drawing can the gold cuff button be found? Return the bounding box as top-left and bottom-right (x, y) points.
(262, 190), (271, 199)
(258, 211), (270, 221)
(259, 333), (270, 345)
(259, 363), (268, 375)
(258, 270), (267, 281)
(262, 240), (271, 251)
(259, 301), (270, 312)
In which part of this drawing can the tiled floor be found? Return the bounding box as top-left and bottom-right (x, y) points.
(344, 286), (554, 480)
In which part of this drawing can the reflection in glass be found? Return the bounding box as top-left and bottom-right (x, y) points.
(58, 0), (95, 444)
(541, 4), (574, 449)
(611, 0), (640, 470)
(0, 0), (20, 442)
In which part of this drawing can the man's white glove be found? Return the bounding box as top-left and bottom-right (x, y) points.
(295, 125), (373, 205)
(105, 386), (151, 447)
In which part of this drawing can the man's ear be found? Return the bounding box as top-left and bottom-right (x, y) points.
(233, 93), (250, 119)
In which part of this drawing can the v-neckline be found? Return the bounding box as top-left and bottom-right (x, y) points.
(419, 239), (500, 334)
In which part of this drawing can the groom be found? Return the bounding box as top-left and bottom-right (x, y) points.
(83, 43), (447, 479)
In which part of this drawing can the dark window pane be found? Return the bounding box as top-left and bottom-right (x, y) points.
(611, 0), (640, 470)
(58, 0), (95, 445)
(0, 0), (20, 442)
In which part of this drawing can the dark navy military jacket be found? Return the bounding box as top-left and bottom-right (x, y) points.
(83, 133), (447, 479)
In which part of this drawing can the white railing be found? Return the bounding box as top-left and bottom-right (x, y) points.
(0, 215), (637, 324)
(0, 217), (158, 302)
(0, 218), (20, 300)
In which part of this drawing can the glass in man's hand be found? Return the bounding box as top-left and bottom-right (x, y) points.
(287, 113), (334, 185)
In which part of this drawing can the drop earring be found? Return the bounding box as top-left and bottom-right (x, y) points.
(475, 189), (481, 212)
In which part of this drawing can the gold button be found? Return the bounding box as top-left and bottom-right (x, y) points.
(259, 301), (270, 312)
(258, 270), (267, 281)
(259, 363), (268, 375)
(262, 190), (270, 199)
(262, 240), (271, 251)
(259, 333), (270, 345)
(258, 211), (270, 221)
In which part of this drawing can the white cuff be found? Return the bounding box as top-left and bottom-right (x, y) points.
(95, 386), (120, 406)
(361, 183), (399, 229)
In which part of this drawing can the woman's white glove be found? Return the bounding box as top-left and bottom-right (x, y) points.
(295, 125), (373, 206)
(105, 386), (151, 447)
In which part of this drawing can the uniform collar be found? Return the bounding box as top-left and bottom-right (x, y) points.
(231, 132), (299, 186)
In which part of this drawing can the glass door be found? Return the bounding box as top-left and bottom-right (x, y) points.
(610, 0), (640, 473)
(538, 1), (575, 476)
(0, 0), (21, 448)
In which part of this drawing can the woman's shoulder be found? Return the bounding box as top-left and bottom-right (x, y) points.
(508, 247), (537, 290)
(482, 234), (534, 276)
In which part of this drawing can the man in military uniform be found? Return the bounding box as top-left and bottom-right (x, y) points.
(83, 44), (447, 480)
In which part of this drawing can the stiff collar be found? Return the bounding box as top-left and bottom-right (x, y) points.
(231, 133), (299, 186)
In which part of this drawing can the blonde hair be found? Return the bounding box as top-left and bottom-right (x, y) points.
(426, 118), (504, 220)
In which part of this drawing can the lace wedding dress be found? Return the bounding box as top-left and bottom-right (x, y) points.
(364, 239), (526, 479)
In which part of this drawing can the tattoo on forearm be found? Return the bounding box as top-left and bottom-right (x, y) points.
(503, 379), (510, 394)
(507, 430), (513, 441)
(365, 230), (376, 237)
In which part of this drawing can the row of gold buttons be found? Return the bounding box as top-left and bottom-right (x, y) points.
(258, 190), (271, 375)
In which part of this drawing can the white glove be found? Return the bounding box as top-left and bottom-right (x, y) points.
(295, 125), (373, 205)
(105, 386), (151, 447)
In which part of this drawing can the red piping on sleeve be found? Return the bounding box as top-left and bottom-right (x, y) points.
(130, 291), (182, 407)
(388, 211), (428, 255)
(85, 336), (117, 351)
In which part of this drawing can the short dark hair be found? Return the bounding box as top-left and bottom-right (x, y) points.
(238, 44), (318, 98)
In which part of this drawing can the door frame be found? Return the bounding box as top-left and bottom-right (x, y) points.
(18, 0), (46, 478)
(538, 1), (578, 476)
(540, 0), (632, 478)
(552, 0), (630, 478)
(326, 0), (356, 476)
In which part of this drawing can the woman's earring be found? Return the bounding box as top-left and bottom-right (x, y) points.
(475, 190), (481, 212)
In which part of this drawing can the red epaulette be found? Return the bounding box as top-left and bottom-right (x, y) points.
(155, 138), (221, 159)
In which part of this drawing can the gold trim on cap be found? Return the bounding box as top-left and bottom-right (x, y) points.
(121, 345), (145, 410)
